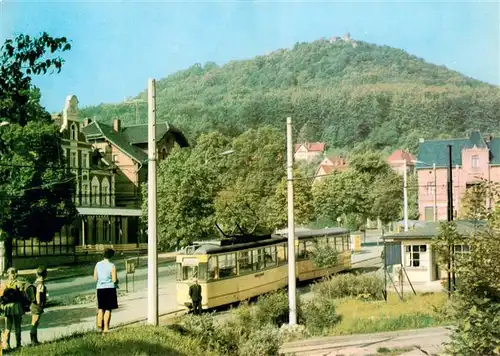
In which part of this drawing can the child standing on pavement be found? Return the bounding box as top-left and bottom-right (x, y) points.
(30, 266), (48, 345)
(1, 267), (25, 351)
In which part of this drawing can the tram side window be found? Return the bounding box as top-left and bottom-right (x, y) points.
(252, 249), (265, 271)
(336, 235), (344, 251)
(305, 240), (315, 256)
(297, 242), (307, 259)
(328, 237), (337, 249)
(218, 253), (237, 278)
(238, 251), (253, 274)
(277, 244), (287, 265)
(265, 246), (277, 267)
(208, 257), (218, 280)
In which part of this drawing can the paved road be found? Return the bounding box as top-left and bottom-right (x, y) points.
(280, 326), (451, 356)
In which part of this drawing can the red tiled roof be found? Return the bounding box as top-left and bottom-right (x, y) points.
(295, 142), (326, 153)
(387, 149), (416, 163)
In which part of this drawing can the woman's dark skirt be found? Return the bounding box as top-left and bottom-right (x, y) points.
(97, 288), (118, 311)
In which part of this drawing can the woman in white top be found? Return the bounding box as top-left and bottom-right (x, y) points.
(94, 248), (118, 333)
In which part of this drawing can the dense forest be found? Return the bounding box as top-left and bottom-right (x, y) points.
(80, 37), (500, 153)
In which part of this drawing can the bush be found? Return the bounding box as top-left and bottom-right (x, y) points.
(182, 299), (285, 356)
(302, 297), (341, 335)
(254, 289), (304, 327)
(313, 273), (384, 300)
(237, 324), (282, 356)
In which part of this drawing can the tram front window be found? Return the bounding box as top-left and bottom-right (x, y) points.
(176, 262), (207, 281)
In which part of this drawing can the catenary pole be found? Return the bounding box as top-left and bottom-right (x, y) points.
(147, 78), (158, 325)
(286, 117), (297, 325)
(403, 159), (409, 231)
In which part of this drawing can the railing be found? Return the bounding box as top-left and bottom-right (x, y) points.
(76, 243), (148, 254)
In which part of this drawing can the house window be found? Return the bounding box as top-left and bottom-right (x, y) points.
(161, 148), (167, 160)
(426, 182), (435, 196)
(101, 177), (110, 206)
(82, 184), (89, 205)
(70, 152), (77, 168)
(91, 177), (100, 205)
(471, 155), (479, 169)
(454, 245), (470, 254)
(82, 153), (88, 169)
(70, 124), (77, 140)
(112, 154), (118, 163)
(405, 244), (428, 268)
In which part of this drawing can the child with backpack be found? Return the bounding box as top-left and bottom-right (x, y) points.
(29, 266), (48, 345)
(1, 267), (25, 351)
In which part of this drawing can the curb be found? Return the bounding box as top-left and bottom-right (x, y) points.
(114, 309), (187, 329)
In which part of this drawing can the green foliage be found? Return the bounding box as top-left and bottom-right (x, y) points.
(312, 151), (402, 227)
(458, 180), (490, 220)
(407, 174), (420, 220)
(310, 240), (339, 268)
(142, 132), (230, 250)
(214, 126), (286, 235)
(182, 300), (284, 356)
(301, 297), (341, 335)
(80, 39), (500, 153)
(434, 184), (500, 355)
(312, 273), (385, 301)
(0, 33), (76, 266)
(266, 169), (315, 229)
(370, 171), (403, 224)
(254, 289), (303, 327)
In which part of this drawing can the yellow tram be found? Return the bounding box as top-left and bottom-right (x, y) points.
(175, 228), (351, 310)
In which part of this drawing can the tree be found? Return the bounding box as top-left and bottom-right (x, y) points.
(434, 184), (500, 355)
(143, 132), (231, 251)
(312, 169), (372, 229)
(0, 33), (76, 267)
(407, 174), (420, 220)
(370, 171), (403, 226)
(266, 169), (315, 229)
(214, 126), (285, 235)
(459, 181), (490, 221)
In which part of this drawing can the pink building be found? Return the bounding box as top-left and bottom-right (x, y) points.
(417, 131), (496, 221)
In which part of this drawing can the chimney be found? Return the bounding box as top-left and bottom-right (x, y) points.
(113, 119), (121, 132)
(419, 138), (425, 143)
(83, 118), (91, 127)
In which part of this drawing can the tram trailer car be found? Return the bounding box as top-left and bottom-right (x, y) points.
(176, 228), (351, 311)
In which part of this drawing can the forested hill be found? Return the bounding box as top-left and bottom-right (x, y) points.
(80, 37), (500, 153)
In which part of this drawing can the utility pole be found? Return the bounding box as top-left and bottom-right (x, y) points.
(403, 159), (408, 231)
(446, 145), (453, 298)
(433, 163), (437, 222)
(286, 117), (297, 325)
(147, 78), (158, 325)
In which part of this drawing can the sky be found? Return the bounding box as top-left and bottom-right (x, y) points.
(1, 0), (499, 113)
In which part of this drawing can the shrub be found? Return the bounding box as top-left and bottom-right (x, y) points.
(302, 296), (341, 335)
(237, 324), (282, 356)
(313, 273), (384, 300)
(254, 289), (303, 327)
(182, 300), (285, 355)
(310, 240), (338, 268)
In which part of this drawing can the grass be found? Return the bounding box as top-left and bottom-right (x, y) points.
(329, 292), (448, 335)
(11, 325), (219, 356)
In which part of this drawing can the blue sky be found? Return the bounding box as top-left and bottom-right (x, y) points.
(1, 0), (499, 113)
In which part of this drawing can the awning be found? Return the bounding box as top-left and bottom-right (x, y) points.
(77, 207), (142, 217)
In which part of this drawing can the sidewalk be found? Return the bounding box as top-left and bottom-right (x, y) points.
(17, 251), (177, 282)
(280, 327), (451, 356)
